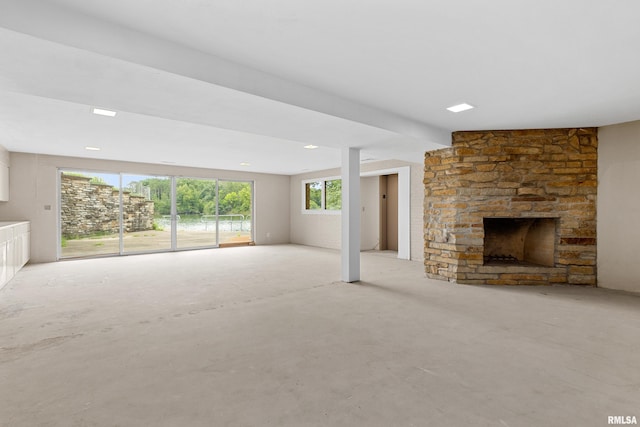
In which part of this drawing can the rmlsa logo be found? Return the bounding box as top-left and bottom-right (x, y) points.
(608, 416), (638, 425)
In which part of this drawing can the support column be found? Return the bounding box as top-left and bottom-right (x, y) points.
(341, 147), (360, 282)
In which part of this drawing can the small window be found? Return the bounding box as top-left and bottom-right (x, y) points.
(305, 181), (322, 210)
(324, 179), (342, 210)
(303, 178), (341, 212)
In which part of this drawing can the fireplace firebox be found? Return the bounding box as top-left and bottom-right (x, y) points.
(483, 217), (557, 267)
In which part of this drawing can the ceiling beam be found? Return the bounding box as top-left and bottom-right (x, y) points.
(0, 0), (449, 147)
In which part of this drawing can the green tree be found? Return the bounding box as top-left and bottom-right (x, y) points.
(137, 178), (250, 217)
(140, 178), (171, 215)
(176, 182), (202, 214)
(325, 179), (342, 210)
(219, 182), (252, 216)
(306, 181), (322, 210)
(203, 200), (217, 215)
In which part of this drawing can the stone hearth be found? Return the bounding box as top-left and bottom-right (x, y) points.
(424, 128), (597, 286)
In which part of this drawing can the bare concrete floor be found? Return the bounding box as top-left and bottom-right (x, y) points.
(1, 245), (639, 426)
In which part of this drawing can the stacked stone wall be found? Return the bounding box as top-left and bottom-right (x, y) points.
(61, 174), (155, 237)
(424, 128), (597, 286)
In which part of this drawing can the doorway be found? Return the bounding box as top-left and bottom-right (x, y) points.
(379, 174), (398, 251)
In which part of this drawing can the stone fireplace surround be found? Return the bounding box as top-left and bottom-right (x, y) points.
(424, 128), (597, 286)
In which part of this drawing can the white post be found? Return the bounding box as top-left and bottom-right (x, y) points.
(341, 147), (360, 282)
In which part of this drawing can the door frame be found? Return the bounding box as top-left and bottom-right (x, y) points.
(57, 168), (255, 259)
(361, 166), (410, 260)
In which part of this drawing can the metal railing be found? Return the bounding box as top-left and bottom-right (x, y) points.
(216, 214), (247, 231)
(157, 214), (250, 232)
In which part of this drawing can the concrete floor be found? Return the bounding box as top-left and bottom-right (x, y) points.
(1, 245), (639, 427)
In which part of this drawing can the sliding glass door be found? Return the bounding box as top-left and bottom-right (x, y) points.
(219, 180), (253, 245)
(60, 170), (253, 258)
(121, 174), (172, 254)
(59, 171), (121, 258)
(176, 177), (218, 249)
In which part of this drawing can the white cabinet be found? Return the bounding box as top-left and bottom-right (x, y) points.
(0, 221), (30, 290)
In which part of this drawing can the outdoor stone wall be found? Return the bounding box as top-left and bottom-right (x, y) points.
(424, 128), (597, 286)
(61, 174), (155, 237)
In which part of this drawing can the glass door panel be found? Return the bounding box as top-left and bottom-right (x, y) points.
(60, 170), (121, 258)
(176, 177), (218, 249)
(218, 180), (253, 245)
(121, 174), (172, 253)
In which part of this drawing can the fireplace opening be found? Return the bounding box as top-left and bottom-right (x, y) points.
(483, 217), (557, 267)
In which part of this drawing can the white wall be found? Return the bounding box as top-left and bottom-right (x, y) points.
(0, 153), (291, 263)
(598, 120), (640, 293)
(290, 159), (424, 261)
(0, 145), (9, 166)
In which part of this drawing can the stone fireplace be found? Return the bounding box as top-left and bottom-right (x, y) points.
(424, 128), (597, 286)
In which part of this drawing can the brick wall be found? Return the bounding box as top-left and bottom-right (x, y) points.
(424, 128), (597, 285)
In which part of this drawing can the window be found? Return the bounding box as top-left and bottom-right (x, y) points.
(305, 181), (322, 210)
(303, 177), (341, 212)
(325, 179), (342, 210)
(59, 169), (255, 258)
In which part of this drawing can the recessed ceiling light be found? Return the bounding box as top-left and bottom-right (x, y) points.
(161, 161), (176, 164)
(446, 103), (475, 113)
(240, 162), (250, 166)
(304, 144), (318, 149)
(85, 146), (101, 151)
(92, 107), (117, 117)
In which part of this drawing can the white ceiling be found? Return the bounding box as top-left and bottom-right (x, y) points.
(1, 0), (639, 175)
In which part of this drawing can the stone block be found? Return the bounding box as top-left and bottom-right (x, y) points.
(456, 279), (487, 285)
(453, 252), (484, 261)
(425, 156), (442, 166)
(442, 156), (462, 165)
(495, 163), (514, 172)
(445, 168), (474, 175)
(549, 274), (568, 283)
(556, 167), (596, 175)
(482, 146), (503, 155)
(567, 153), (597, 161)
(544, 145), (564, 154)
(569, 266), (595, 275)
(497, 182), (521, 189)
(568, 275), (596, 285)
(486, 279), (519, 285)
(488, 156), (511, 162)
(504, 146), (544, 155)
(431, 165), (453, 171)
(560, 237), (596, 246)
(462, 156), (490, 163)
(465, 273), (500, 280)
(432, 189), (457, 196)
(500, 273), (546, 281)
(455, 148), (478, 156)
(476, 164), (497, 172)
